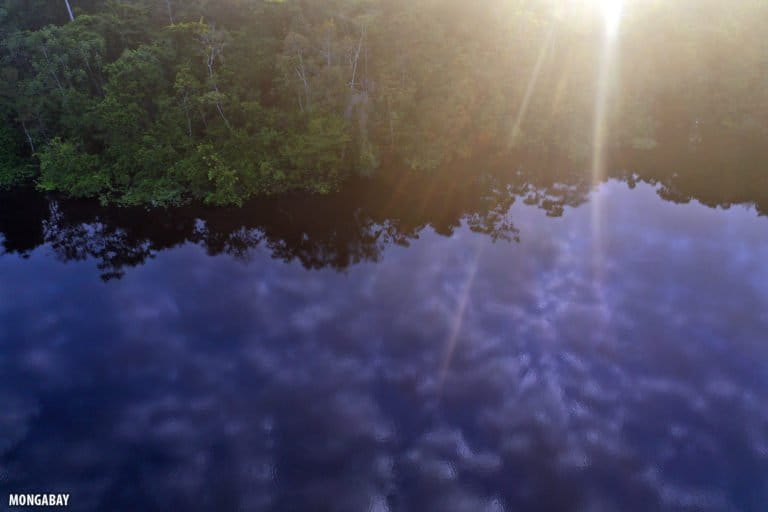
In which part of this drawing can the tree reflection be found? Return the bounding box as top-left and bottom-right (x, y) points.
(0, 188), (49, 257)
(1, 145), (767, 281)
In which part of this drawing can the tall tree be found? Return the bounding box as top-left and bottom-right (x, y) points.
(64, 0), (75, 21)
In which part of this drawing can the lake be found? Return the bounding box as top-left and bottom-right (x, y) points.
(1, 152), (767, 511)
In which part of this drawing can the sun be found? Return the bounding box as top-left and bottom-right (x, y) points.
(599, 0), (624, 36)
(561, 0), (625, 36)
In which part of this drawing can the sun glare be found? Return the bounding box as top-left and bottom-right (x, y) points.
(600, 0), (624, 36)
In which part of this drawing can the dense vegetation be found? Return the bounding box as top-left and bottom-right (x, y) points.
(1, 0), (767, 205)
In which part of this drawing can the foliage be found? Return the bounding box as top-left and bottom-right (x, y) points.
(0, 122), (34, 189)
(38, 138), (106, 198)
(0, 0), (767, 204)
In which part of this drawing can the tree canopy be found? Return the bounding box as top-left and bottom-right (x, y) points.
(1, 0), (766, 205)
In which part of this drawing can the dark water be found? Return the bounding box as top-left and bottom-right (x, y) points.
(1, 149), (768, 511)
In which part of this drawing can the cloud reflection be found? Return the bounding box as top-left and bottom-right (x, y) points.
(1, 182), (767, 511)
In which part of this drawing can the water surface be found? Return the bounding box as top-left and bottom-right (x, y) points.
(1, 160), (768, 511)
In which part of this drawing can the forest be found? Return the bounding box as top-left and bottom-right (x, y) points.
(1, 0), (767, 206)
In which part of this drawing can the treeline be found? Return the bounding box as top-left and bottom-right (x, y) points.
(1, 0), (767, 205)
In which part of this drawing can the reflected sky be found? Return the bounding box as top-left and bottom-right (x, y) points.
(1, 181), (767, 511)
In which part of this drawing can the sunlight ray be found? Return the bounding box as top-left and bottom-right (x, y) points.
(438, 243), (484, 388)
(509, 23), (557, 146)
